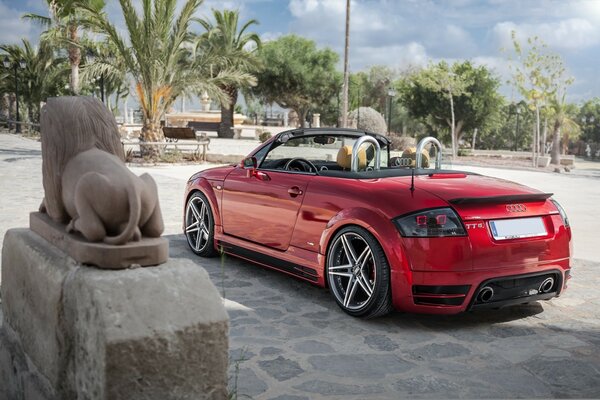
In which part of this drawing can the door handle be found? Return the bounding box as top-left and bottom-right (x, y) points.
(288, 186), (303, 197)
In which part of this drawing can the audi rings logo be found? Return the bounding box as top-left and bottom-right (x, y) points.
(506, 204), (527, 212)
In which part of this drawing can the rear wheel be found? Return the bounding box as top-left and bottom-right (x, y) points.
(185, 192), (217, 257)
(326, 226), (392, 318)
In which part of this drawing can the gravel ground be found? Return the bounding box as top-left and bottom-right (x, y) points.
(1, 132), (599, 399)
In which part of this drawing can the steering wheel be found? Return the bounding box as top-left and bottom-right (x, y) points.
(284, 157), (318, 173)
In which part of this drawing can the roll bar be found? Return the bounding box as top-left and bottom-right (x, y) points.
(352, 136), (381, 172)
(416, 136), (443, 169)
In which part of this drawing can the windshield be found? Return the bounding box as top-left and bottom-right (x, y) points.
(259, 134), (390, 172)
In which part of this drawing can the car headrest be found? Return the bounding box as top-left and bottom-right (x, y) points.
(337, 145), (367, 170)
(401, 147), (430, 168)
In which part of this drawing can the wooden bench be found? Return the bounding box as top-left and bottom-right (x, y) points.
(187, 121), (220, 132)
(128, 127), (211, 160)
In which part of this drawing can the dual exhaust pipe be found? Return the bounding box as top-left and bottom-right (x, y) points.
(477, 276), (555, 303)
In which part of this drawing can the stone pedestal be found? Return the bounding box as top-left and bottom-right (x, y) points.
(0, 228), (229, 400)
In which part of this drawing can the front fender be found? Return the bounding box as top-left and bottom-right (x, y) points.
(184, 177), (222, 230)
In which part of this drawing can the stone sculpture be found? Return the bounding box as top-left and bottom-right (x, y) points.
(39, 96), (163, 245)
(32, 96), (167, 268)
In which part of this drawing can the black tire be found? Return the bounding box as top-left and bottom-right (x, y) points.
(184, 191), (217, 257)
(326, 225), (393, 318)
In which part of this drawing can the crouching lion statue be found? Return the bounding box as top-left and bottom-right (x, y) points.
(39, 96), (164, 245)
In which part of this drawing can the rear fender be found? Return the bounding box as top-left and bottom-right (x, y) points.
(319, 208), (410, 302)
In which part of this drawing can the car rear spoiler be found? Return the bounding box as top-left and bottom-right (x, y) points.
(449, 193), (553, 205)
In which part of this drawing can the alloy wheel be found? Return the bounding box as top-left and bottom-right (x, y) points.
(185, 194), (212, 254)
(328, 232), (376, 311)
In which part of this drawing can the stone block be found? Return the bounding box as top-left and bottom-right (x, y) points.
(1, 228), (229, 399)
(29, 212), (168, 269)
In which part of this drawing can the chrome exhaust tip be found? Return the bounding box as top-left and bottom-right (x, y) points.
(478, 286), (494, 303)
(539, 277), (555, 294)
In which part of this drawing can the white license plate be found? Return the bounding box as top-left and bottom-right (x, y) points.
(489, 217), (547, 240)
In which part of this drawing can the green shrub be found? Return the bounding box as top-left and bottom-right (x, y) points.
(258, 131), (272, 143)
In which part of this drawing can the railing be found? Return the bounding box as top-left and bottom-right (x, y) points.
(416, 136), (443, 169)
(0, 120), (41, 131)
(352, 135), (381, 172)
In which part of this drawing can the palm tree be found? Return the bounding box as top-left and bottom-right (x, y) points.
(1, 39), (67, 124)
(198, 9), (261, 138)
(548, 94), (579, 165)
(81, 38), (130, 112)
(83, 0), (256, 156)
(23, 0), (106, 95)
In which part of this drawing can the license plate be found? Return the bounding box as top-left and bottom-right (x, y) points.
(489, 217), (547, 240)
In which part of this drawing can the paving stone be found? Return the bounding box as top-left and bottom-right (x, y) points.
(302, 311), (331, 319)
(364, 334), (399, 351)
(232, 317), (261, 326)
(223, 279), (253, 288)
(268, 395), (309, 400)
(260, 347), (284, 356)
(392, 374), (462, 395)
(231, 368), (268, 397)
(489, 325), (536, 338)
(521, 358), (600, 398)
(227, 310), (249, 319)
(253, 307), (284, 319)
(258, 356), (305, 381)
(409, 342), (471, 360)
(284, 326), (319, 339)
(229, 348), (255, 362)
(293, 340), (335, 354)
(293, 380), (385, 395)
(307, 354), (414, 378)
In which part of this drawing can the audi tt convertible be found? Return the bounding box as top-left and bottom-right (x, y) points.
(183, 128), (572, 318)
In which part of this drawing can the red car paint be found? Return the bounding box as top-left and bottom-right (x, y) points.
(184, 130), (571, 314)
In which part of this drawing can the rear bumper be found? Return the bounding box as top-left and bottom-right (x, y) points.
(391, 259), (571, 314)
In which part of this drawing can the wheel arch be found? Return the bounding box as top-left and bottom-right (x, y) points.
(184, 178), (222, 228)
(319, 207), (404, 289)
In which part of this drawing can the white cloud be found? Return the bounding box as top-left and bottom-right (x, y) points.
(353, 42), (428, 71)
(493, 18), (599, 51)
(289, 0), (320, 17)
(0, 2), (40, 45)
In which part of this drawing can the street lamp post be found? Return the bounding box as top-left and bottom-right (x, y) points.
(87, 51), (105, 104)
(3, 56), (26, 133)
(387, 88), (396, 135)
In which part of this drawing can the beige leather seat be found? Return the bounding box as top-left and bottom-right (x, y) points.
(336, 145), (367, 170)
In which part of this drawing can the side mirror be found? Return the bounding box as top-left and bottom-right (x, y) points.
(241, 156), (257, 169)
(241, 156), (270, 181)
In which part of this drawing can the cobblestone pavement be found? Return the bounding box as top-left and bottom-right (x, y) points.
(1, 133), (600, 399)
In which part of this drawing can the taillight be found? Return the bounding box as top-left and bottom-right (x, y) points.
(551, 199), (569, 227)
(394, 208), (466, 237)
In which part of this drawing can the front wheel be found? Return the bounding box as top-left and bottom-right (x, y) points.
(184, 192), (217, 257)
(326, 226), (393, 318)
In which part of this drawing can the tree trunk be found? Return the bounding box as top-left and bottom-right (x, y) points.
(542, 117), (548, 155)
(299, 108), (308, 128)
(449, 92), (456, 159)
(550, 123), (561, 165)
(533, 105), (540, 167)
(341, 0), (350, 128)
(217, 85), (237, 138)
(68, 24), (81, 95)
(140, 119), (164, 159)
(471, 128), (478, 151)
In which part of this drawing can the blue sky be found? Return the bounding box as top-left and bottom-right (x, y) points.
(1, 0), (600, 102)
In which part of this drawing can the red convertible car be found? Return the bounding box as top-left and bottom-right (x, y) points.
(183, 128), (572, 318)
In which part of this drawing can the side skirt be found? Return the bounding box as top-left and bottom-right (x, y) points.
(218, 241), (320, 283)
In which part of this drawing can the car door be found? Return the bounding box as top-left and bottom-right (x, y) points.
(221, 166), (313, 251)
